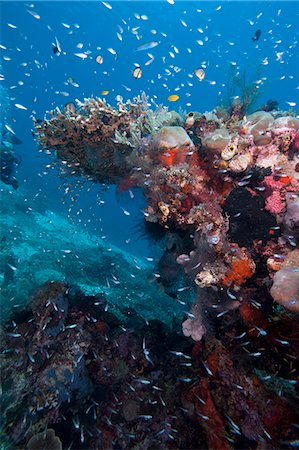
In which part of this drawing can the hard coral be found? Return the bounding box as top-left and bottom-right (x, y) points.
(201, 128), (230, 153)
(244, 111), (274, 136)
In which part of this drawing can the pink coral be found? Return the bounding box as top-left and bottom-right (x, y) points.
(262, 175), (287, 215)
(265, 190), (285, 215)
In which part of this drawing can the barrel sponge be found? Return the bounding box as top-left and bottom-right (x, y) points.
(270, 249), (299, 314)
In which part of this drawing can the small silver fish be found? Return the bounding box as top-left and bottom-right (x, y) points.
(156, 429), (166, 436)
(195, 394), (206, 405)
(202, 361), (213, 376)
(27, 353), (35, 363)
(238, 180), (250, 187)
(6, 332), (21, 338)
(134, 378), (151, 385)
(5, 124), (16, 135)
(137, 41), (159, 51)
(72, 416), (80, 429)
(217, 310), (229, 318)
(254, 326), (267, 336)
(196, 412), (209, 420)
(227, 289), (237, 300)
(169, 351), (191, 359)
(273, 338), (289, 345)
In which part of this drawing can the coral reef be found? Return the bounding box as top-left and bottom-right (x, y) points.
(30, 93), (299, 449)
(1, 282), (298, 450)
(35, 94), (299, 321)
(0, 282), (205, 449)
(34, 93), (299, 325)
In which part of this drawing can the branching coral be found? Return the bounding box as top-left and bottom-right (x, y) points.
(114, 93), (180, 148)
(34, 93), (181, 183)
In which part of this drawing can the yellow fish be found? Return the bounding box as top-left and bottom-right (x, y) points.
(167, 94), (179, 102)
(101, 90), (109, 95)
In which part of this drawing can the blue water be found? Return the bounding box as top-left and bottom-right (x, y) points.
(1, 3), (299, 449)
(1, 0), (298, 257)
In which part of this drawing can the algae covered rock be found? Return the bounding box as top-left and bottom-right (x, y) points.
(35, 269), (65, 285)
